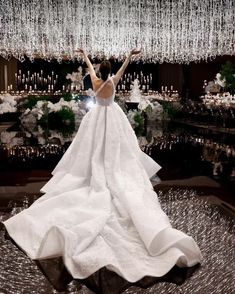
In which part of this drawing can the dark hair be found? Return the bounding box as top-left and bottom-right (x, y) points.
(99, 60), (111, 81)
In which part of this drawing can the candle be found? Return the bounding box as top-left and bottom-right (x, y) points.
(25, 84), (28, 90)
(165, 86), (167, 91)
(4, 65), (8, 91)
(29, 85), (32, 91)
(171, 85), (173, 91)
(34, 84), (37, 90)
(62, 85), (65, 91)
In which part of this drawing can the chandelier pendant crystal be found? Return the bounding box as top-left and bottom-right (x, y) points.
(0, 0), (234, 63)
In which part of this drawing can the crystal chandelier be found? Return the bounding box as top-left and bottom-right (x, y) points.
(0, 0), (234, 63)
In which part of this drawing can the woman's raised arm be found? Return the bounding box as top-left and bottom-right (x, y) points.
(76, 49), (97, 80)
(112, 49), (141, 86)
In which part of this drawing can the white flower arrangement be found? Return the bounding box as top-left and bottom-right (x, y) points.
(0, 93), (18, 114)
(66, 66), (83, 90)
(127, 109), (139, 127)
(21, 98), (81, 123)
(138, 98), (153, 112)
(0, 131), (24, 147)
(215, 73), (226, 88)
(0, 125), (77, 147)
(202, 92), (235, 108)
(137, 97), (163, 121)
(148, 101), (164, 121)
(129, 79), (142, 103)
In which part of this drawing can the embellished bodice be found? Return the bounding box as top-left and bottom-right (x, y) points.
(96, 96), (114, 106)
(95, 77), (115, 106)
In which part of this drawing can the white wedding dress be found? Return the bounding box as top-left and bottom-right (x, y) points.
(3, 77), (202, 282)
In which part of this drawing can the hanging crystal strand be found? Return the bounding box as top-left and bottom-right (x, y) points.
(0, 0), (235, 62)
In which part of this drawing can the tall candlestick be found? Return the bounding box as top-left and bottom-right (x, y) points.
(4, 65), (8, 91)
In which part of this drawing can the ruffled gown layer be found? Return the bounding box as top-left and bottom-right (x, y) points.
(3, 101), (202, 282)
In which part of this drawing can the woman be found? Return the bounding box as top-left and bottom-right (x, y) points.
(3, 49), (202, 287)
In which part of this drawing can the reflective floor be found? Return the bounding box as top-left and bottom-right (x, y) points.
(1, 120), (234, 205)
(0, 119), (235, 293)
(0, 190), (234, 293)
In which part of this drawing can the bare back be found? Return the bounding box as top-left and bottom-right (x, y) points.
(92, 77), (115, 99)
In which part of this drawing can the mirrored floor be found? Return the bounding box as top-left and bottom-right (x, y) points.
(0, 190), (234, 294)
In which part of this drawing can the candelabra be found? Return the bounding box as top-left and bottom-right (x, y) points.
(117, 71), (153, 93)
(14, 70), (58, 93)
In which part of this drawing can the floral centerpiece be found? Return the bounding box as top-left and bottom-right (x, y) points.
(202, 92), (235, 108)
(0, 94), (18, 114)
(215, 61), (235, 94)
(20, 97), (86, 128)
(66, 66), (83, 90)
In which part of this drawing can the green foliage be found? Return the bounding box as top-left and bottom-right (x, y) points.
(57, 106), (75, 123)
(134, 112), (145, 135)
(24, 95), (51, 109)
(162, 102), (182, 120)
(220, 61), (235, 92)
(62, 93), (73, 101)
(38, 106), (75, 128)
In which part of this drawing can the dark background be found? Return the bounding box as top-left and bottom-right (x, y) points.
(1, 55), (235, 99)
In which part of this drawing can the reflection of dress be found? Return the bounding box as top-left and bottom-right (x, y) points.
(3, 77), (202, 282)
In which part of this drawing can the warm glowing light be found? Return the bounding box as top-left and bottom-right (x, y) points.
(86, 99), (95, 109)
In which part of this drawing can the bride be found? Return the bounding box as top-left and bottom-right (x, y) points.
(3, 49), (202, 287)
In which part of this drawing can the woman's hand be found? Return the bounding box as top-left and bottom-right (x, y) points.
(130, 49), (141, 55)
(75, 48), (85, 55)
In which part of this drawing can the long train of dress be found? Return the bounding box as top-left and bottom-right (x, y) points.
(3, 79), (202, 283)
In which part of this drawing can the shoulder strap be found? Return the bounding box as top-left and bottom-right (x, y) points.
(110, 76), (115, 89)
(94, 77), (110, 96)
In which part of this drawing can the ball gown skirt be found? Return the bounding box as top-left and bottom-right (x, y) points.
(3, 97), (202, 283)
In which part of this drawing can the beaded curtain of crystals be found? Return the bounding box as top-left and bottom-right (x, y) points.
(0, 0), (235, 64)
